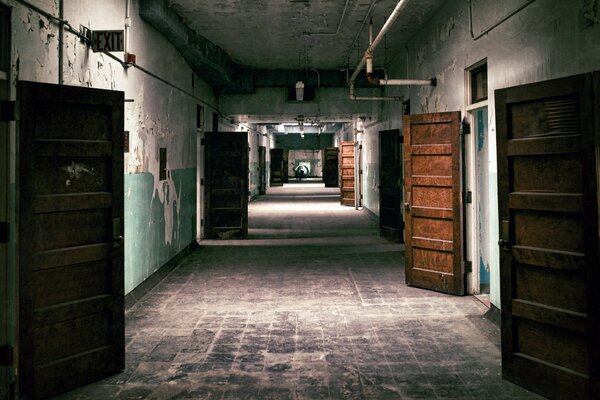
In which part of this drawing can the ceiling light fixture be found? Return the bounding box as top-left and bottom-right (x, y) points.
(295, 80), (305, 101)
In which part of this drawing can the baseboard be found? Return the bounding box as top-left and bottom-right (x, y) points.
(124, 240), (199, 310)
(484, 303), (501, 327)
(362, 207), (379, 223)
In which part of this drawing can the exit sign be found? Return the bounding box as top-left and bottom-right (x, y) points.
(92, 30), (124, 52)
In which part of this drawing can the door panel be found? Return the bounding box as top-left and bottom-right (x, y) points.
(205, 132), (248, 239)
(340, 141), (355, 206)
(379, 129), (403, 242)
(18, 81), (124, 399)
(403, 112), (463, 295)
(258, 146), (266, 195)
(269, 148), (284, 187)
(323, 147), (339, 187)
(496, 73), (599, 400)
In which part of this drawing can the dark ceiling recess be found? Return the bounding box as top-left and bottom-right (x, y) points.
(139, 0), (388, 93)
(139, 0), (239, 87)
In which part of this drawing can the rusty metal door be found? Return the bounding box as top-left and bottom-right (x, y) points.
(205, 132), (248, 239)
(379, 129), (403, 242)
(496, 73), (600, 400)
(403, 112), (464, 295)
(340, 141), (355, 206)
(323, 147), (339, 188)
(17, 81), (124, 399)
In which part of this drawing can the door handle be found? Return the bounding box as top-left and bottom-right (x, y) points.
(498, 239), (510, 252)
(404, 191), (411, 212)
(498, 219), (510, 251)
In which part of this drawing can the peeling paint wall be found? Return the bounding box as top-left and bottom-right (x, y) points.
(6, 0), (220, 295)
(363, 0), (600, 308)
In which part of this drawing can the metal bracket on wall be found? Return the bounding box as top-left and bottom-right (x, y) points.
(466, 190), (472, 204)
(464, 260), (473, 273)
(461, 120), (471, 135)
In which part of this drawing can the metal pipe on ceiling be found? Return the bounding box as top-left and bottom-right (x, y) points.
(347, 0), (435, 101)
(348, 82), (403, 101)
(348, 0), (410, 84)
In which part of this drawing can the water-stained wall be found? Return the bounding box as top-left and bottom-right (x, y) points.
(362, 0), (600, 307)
(5, 0), (221, 294)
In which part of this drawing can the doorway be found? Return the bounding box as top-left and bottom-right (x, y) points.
(378, 129), (403, 242)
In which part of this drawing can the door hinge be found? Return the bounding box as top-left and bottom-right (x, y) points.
(0, 101), (17, 122)
(0, 222), (8, 243)
(200, 219), (204, 227)
(0, 345), (14, 366)
(464, 260), (472, 273)
(461, 119), (470, 135)
(466, 190), (472, 204)
(200, 178), (204, 186)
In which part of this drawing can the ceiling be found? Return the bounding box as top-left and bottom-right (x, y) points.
(168, 0), (448, 71)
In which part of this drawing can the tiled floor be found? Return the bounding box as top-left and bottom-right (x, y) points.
(53, 183), (543, 399)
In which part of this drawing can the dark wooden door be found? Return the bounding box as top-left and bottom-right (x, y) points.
(258, 146), (266, 195)
(323, 147), (339, 187)
(18, 81), (124, 399)
(205, 132), (248, 239)
(379, 129), (403, 242)
(403, 112), (464, 295)
(340, 141), (355, 206)
(496, 73), (600, 400)
(269, 148), (284, 187)
(282, 149), (289, 183)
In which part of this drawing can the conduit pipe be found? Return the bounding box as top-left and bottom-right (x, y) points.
(348, 0), (435, 100)
(348, 0), (410, 84)
(349, 82), (403, 101)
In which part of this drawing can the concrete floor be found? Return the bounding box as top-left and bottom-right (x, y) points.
(52, 183), (542, 399)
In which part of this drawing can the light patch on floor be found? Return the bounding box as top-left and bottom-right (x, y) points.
(51, 183), (541, 400)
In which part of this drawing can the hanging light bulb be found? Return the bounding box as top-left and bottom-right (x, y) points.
(295, 81), (304, 101)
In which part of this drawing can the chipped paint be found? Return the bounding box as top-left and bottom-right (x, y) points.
(61, 161), (93, 186)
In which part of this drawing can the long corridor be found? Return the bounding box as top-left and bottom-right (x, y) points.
(53, 183), (541, 400)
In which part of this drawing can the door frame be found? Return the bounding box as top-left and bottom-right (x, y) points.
(464, 102), (488, 294)
(0, 4), (11, 398)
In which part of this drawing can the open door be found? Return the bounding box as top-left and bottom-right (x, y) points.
(17, 81), (124, 399)
(269, 148), (284, 187)
(258, 146), (266, 195)
(0, 7), (10, 396)
(403, 112), (464, 295)
(340, 141), (355, 206)
(379, 129), (403, 242)
(205, 132), (249, 239)
(496, 73), (600, 400)
(323, 147), (339, 188)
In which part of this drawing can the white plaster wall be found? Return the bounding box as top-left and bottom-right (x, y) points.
(5, 0), (222, 293)
(364, 0), (600, 308)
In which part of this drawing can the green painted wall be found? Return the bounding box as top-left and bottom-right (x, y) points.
(124, 168), (196, 294)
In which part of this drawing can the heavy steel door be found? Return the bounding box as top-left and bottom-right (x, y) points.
(323, 147), (339, 187)
(403, 112), (464, 295)
(269, 148), (284, 187)
(18, 81), (124, 399)
(340, 141), (355, 206)
(205, 132), (248, 239)
(258, 146), (266, 195)
(496, 73), (600, 400)
(379, 129), (403, 242)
